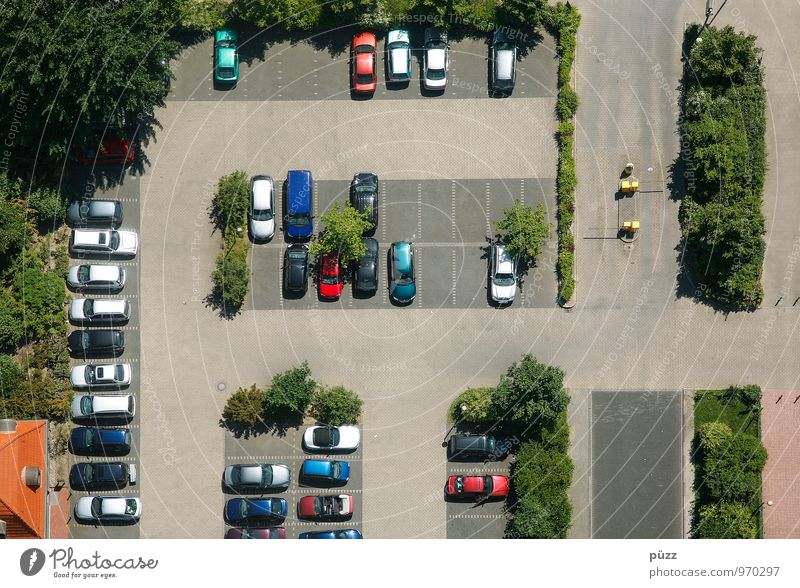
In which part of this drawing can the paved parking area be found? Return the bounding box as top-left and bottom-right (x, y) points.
(170, 30), (556, 102)
(250, 178), (557, 309)
(761, 389), (800, 538)
(591, 390), (683, 538)
(223, 425), (363, 538)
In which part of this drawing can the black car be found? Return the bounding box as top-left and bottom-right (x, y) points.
(349, 172), (378, 230)
(70, 461), (136, 490)
(447, 434), (504, 460)
(70, 427), (132, 456)
(67, 199), (124, 228)
(354, 237), (379, 294)
(490, 30), (517, 96)
(283, 243), (309, 295)
(68, 329), (125, 357)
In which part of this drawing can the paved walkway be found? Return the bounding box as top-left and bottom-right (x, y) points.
(761, 389), (800, 538)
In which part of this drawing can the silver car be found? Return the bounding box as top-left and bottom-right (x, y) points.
(69, 298), (130, 324)
(249, 175), (275, 241)
(490, 243), (517, 304)
(67, 264), (126, 291)
(223, 463), (291, 492)
(74, 496), (141, 523)
(422, 28), (449, 90)
(71, 363), (132, 389)
(71, 394), (136, 420)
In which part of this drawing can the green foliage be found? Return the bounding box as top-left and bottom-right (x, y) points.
(0, 175), (29, 260)
(262, 362), (317, 420)
(697, 421), (733, 453)
(309, 202), (373, 266)
(448, 387), (494, 424)
(311, 385), (363, 426)
(512, 440), (574, 499)
(694, 502), (758, 539)
(556, 84), (579, 119)
(0, 354), (24, 398)
(27, 186), (67, 228)
(211, 236), (250, 313)
(222, 384), (266, 427)
(686, 25), (763, 88)
(0, 369), (72, 420)
(211, 171), (250, 239)
(506, 490), (572, 539)
(702, 433), (766, 503)
(0, 290), (25, 353)
(232, 0), (323, 30)
(12, 266), (68, 342)
(727, 384), (762, 410)
(179, 0), (228, 31)
(494, 200), (551, 270)
(497, 0), (546, 27)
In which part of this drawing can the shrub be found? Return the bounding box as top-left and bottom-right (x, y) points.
(233, 0), (323, 30)
(0, 291), (25, 352)
(493, 200), (551, 271)
(211, 236), (250, 313)
(0, 354), (23, 398)
(0, 174), (29, 259)
(556, 84), (579, 119)
(12, 266), (68, 342)
(697, 421), (733, 453)
(702, 433), (766, 503)
(1, 369), (72, 420)
(27, 186), (67, 228)
(727, 384), (761, 410)
(448, 387), (494, 425)
(178, 0), (227, 31)
(694, 502), (758, 539)
(311, 385), (363, 426)
(506, 490), (572, 539)
(512, 440), (574, 499)
(222, 384), (266, 427)
(262, 362), (317, 420)
(210, 170), (249, 238)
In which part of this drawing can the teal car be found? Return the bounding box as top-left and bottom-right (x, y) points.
(389, 242), (416, 304)
(214, 30), (239, 86)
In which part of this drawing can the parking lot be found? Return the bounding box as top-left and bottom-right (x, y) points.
(223, 425), (363, 538)
(65, 165), (142, 539)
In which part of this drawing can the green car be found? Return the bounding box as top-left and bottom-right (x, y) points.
(214, 29), (239, 86)
(389, 242), (416, 304)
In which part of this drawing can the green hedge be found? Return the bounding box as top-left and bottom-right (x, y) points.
(311, 385), (363, 426)
(211, 235), (250, 313)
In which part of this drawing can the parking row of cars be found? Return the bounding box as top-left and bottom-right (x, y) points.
(224, 425), (362, 539)
(444, 434), (510, 501)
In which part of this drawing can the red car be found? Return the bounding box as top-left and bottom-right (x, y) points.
(319, 253), (343, 299)
(224, 527), (286, 539)
(298, 494), (354, 520)
(73, 137), (135, 165)
(352, 32), (377, 94)
(446, 475), (509, 499)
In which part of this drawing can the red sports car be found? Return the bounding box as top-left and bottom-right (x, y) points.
(298, 494), (354, 520)
(446, 475), (509, 499)
(73, 137), (135, 165)
(352, 32), (377, 94)
(319, 253), (343, 299)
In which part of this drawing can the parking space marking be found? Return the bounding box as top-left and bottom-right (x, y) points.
(416, 183), (422, 240)
(451, 181), (456, 241)
(485, 182), (491, 237)
(451, 249), (457, 306)
(519, 178), (525, 205)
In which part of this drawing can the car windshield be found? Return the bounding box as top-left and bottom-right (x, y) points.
(125, 499), (137, 515)
(110, 232), (120, 250)
(115, 365), (124, 381)
(91, 499), (102, 518)
(427, 68), (446, 80)
(83, 299), (94, 315)
(78, 266), (90, 283)
(355, 185), (374, 193)
(388, 41), (407, 51)
(219, 67), (234, 77)
(455, 477), (464, 493)
(288, 214), (310, 227)
(81, 331), (90, 347)
(288, 251), (306, 261)
(494, 273), (515, 287)
(85, 365), (95, 382)
(239, 501), (248, 517)
(262, 467), (273, 486)
(396, 274), (413, 286)
(84, 429), (94, 445)
(485, 476), (493, 493)
(83, 464), (93, 483)
(355, 44), (373, 54)
(81, 396), (93, 414)
(357, 73), (374, 84)
(218, 40), (234, 49)
(496, 42), (514, 52)
(314, 496), (323, 514)
(330, 462), (341, 478)
(252, 208), (273, 221)
(322, 273), (339, 285)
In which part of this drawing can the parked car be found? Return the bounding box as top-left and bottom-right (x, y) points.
(447, 434), (503, 460)
(489, 243), (517, 304)
(67, 264), (126, 292)
(349, 172), (378, 228)
(299, 460), (350, 484)
(69, 229), (138, 257)
(70, 427), (131, 455)
(303, 426), (360, 452)
(446, 475), (509, 499)
(319, 253), (343, 300)
(70, 462), (136, 491)
(68, 330), (125, 357)
(224, 498), (287, 526)
(491, 30), (517, 95)
(70, 363), (132, 389)
(299, 529), (362, 539)
(298, 494), (354, 520)
(386, 29), (412, 82)
(223, 464), (291, 493)
(354, 237), (379, 294)
(352, 32), (377, 93)
(249, 175), (275, 241)
(71, 394), (135, 420)
(67, 199), (123, 228)
(389, 241), (416, 303)
(69, 298), (130, 325)
(283, 244), (309, 295)
(214, 29), (239, 86)
(72, 137), (134, 165)
(225, 527), (286, 539)
(422, 28), (449, 90)
(285, 170), (314, 239)
(74, 496), (141, 523)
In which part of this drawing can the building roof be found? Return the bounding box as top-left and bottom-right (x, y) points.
(0, 420), (47, 538)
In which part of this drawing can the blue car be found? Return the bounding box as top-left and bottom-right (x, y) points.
(389, 241), (416, 304)
(70, 427), (131, 456)
(300, 460), (350, 485)
(224, 498), (288, 526)
(285, 170), (313, 239)
(299, 529), (362, 539)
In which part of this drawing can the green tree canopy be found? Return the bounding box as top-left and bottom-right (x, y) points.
(222, 384), (266, 427)
(262, 362), (317, 420)
(0, 175), (29, 261)
(210, 171), (250, 238)
(702, 433), (767, 503)
(12, 266), (68, 342)
(694, 502), (758, 539)
(309, 202), (373, 266)
(311, 385), (363, 426)
(506, 491), (572, 539)
(0, 355), (24, 399)
(232, 0), (323, 30)
(494, 200), (551, 271)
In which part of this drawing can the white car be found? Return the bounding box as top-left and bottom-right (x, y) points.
(67, 264), (126, 291)
(70, 363), (132, 389)
(70, 229), (138, 257)
(386, 29), (412, 82)
(223, 463), (291, 491)
(70, 298), (130, 324)
(71, 394), (136, 420)
(74, 496), (141, 523)
(490, 243), (517, 304)
(249, 175), (275, 240)
(422, 28), (449, 90)
(303, 426), (360, 452)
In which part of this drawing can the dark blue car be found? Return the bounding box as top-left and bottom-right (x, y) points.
(224, 498), (288, 525)
(70, 461), (135, 490)
(299, 529), (362, 539)
(300, 460), (350, 485)
(70, 427), (131, 455)
(285, 170), (313, 239)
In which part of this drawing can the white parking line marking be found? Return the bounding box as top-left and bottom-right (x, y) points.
(485, 182), (491, 237)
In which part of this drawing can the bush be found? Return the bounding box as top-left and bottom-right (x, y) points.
(222, 384), (266, 427)
(262, 362), (317, 420)
(12, 266), (68, 342)
(694, 502), (758, 539)
(512, 440), (574, 499)
(0, 291), (25, 352)
(178, 0), (227, 31)
(506, 490), (572, 539)
(211, 236), (250, 313)
(702, 433), (766, 503)
(27, 186), (67, 228)
(311, 385), (363, 426)
(0, 354), (23, 398)
(556, 84), (579, 119)
(0, 369), (72, 420)
(726, 384), (761, 410)
(0, 175), (29, 259)
(232, 0), (323, 30)
(210, 170), (249, 238)
(493, 200), (551, 271)
(697, 421), (733, 453)
(448, 387), (494, 424)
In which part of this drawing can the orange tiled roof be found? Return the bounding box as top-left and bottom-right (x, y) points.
(0, 420), (47, 538)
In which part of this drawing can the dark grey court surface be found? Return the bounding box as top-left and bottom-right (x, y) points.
(224, 425), (363, 539)
(591, 390), (683, 539)
(169, 29), (556, 102)
(248, 177), (557, 310)
(66, 165), (141, 539)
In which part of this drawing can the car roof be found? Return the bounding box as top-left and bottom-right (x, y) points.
(86, 330), (121, 344)
(80, 200), (118, 215)
(302, 460), (332, 475)
(88, 265), (122, 281)
(390, 48), (409, 73)
(387, 29), (410, 45)
(392, 242), (412, 270)
(251, 176), (273, 210)
(496, 48), (515, 80)
(89, 299), (128, 313)
(287, 170), (312, 213)
(73, 230), (109, 245)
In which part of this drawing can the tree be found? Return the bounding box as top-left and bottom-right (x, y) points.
(27, 185), (67, 229)
(210, 171), (250, 238)
(179, 0), (228, 31)
(12, 266), (68, 342)
(311, 385), (363, 426)
(232, 0), (323, 30)
(0, 355), (23, 399)
(512, 440), (574, 499)
(687, 25), (763, 88)
(697, 421), (733, 453)
(702, 433), (766, 503)
(0, 175), (29, 259)
(211, 237), (250, 313)
(222, 384), (266, 427)
(0, 369), (72, 420)
(0, 291), (25, 353)
(491, 354), (569, 433)
(494, 200), (551, 271)
(506, 491), (572, 539)
(448, 387), (494, 424)
(309, 202), (373, 266)
(262, 362), (317, 420)
(694, 502), (758, 539)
